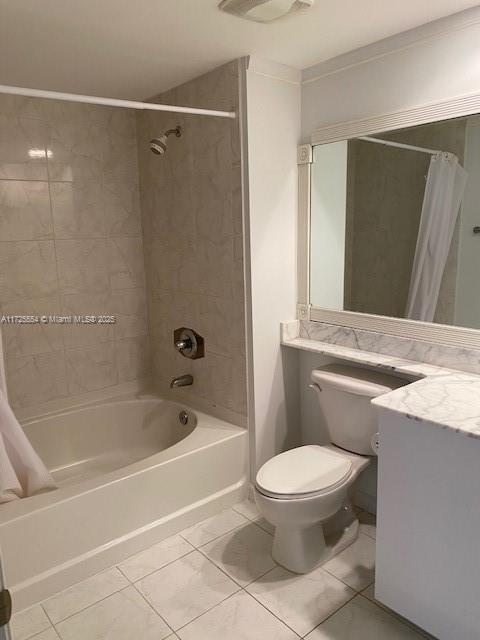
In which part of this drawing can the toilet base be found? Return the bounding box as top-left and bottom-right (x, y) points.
(272, 507), (360, 574)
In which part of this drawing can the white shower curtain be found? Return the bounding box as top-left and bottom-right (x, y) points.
(405, 152), (468, 322)
(0, 389), (56, 503)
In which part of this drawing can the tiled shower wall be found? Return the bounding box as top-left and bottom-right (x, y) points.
(0, 96), (150, 409)
(137, 61), (247, 417)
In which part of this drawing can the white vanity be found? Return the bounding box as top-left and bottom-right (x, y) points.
(374, 375), (480, 640)
(282, 321), (480, 640)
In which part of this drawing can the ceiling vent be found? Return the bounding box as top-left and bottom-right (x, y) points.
(218, 0), (314, 23)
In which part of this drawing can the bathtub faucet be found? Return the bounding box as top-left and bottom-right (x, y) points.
(170, 374), (193, 389)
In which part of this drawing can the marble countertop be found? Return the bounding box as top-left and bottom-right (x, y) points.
(281, 324), (480, 439)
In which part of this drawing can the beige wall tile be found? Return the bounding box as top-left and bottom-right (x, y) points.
(108, 237), (145, 290)
(103, 181), (142, 237)
(116, 335), (151, 382)
(0, 97), (151, 412)
(47, 120), (105, 183)
(56, 238), (109, 295)
(0, 114), (49, 180)
(195, 170), (233, 243)
(147, 297), (170, 341)
(195, 237), (234, 299)
(139, 62), (246, 416)
(6, 351), (67, 408)
(2, 295), (63, 358)
(61, 293), (114, 349)
(195, 294), (234, 358)
(0, 240), (58, 303)
(138, 180), (172, 239)
(66, 341), (118, 394)
(0, 180), (53, 240)
(193, 118), (233, 176)
(50, 181), (105, 238)
(0, 94), (47, 119)
(144, 238), (180, 293)
(110, 288), (148, 339)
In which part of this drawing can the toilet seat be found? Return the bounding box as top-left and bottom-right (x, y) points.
(255, 445), (352, 500)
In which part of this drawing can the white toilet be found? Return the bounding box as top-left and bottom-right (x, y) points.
(254, 364), (405, 574)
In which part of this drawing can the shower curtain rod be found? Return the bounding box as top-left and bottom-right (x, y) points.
(357, 136), (441, 156)
(0, 84), (237, 119)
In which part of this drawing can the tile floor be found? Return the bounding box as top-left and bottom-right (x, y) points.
(12, 501), (434, 640)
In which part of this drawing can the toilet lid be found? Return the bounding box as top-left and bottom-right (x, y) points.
(256, 446), (352, 498)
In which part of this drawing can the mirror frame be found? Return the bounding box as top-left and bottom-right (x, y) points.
(298, 90), (480, 349)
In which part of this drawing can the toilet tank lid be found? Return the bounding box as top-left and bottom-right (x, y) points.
(311, 364), (407, 398)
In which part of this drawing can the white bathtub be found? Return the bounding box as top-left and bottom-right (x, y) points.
(0, 393), (248, 611)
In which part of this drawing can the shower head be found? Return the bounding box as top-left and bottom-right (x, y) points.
(149, 126), (182, 155)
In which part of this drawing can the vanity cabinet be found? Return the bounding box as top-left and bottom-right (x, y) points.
(375, 409), (480, 640)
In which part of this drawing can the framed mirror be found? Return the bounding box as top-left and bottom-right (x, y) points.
(298, 94), (480, 348)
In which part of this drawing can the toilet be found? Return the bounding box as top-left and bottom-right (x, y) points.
(254, 364), (406, 574)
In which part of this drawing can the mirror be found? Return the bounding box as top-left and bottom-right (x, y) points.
(310, 114), (480, 329)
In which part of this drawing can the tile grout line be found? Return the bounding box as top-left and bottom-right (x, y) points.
(115, 541), (195, 585)
(170, 588), (243, 636)
(177, 514), (251, 549)
(39, 581), (131, 627)
(320, 560), (374, 593)
(193, 542), (277, 591)
(38, 602), (62, 640)
(26, 625), (61, 640)
(129, 580), (176, 637)
(126, 547), (243, 634)
(241, 588), (303, 639)
(299, 589), (359, 638)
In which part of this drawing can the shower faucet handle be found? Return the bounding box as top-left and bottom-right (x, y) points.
(173, 328), (205, 359)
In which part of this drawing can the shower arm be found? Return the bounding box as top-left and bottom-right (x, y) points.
(165, 127), (182, 138)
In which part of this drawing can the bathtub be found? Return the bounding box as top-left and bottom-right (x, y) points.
(0, 393), (248, 611)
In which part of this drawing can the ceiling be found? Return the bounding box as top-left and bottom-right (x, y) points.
(0, 0), (478, 100)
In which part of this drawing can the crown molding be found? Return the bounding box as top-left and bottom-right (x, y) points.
(246, 56), (301, 85)
(302, 6), (480, 85)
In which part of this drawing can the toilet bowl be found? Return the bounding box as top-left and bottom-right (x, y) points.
(254, 444), (369, 573)
(254, 364), (406, 574)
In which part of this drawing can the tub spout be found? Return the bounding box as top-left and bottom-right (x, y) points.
(170, 374), (193, 389)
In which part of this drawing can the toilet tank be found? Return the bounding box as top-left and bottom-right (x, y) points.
(311, 364), (407, 455)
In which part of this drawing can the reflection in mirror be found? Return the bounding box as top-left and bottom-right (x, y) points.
(310, 115), (480, 329)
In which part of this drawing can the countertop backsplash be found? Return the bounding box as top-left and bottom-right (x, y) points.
(298, 319), (480, 376)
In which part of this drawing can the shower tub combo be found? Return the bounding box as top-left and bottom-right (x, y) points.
(0, 392), (248, 611)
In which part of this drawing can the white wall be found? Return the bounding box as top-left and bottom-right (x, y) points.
(243, 57), (301, 474)
(301, 7), (480, 139)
